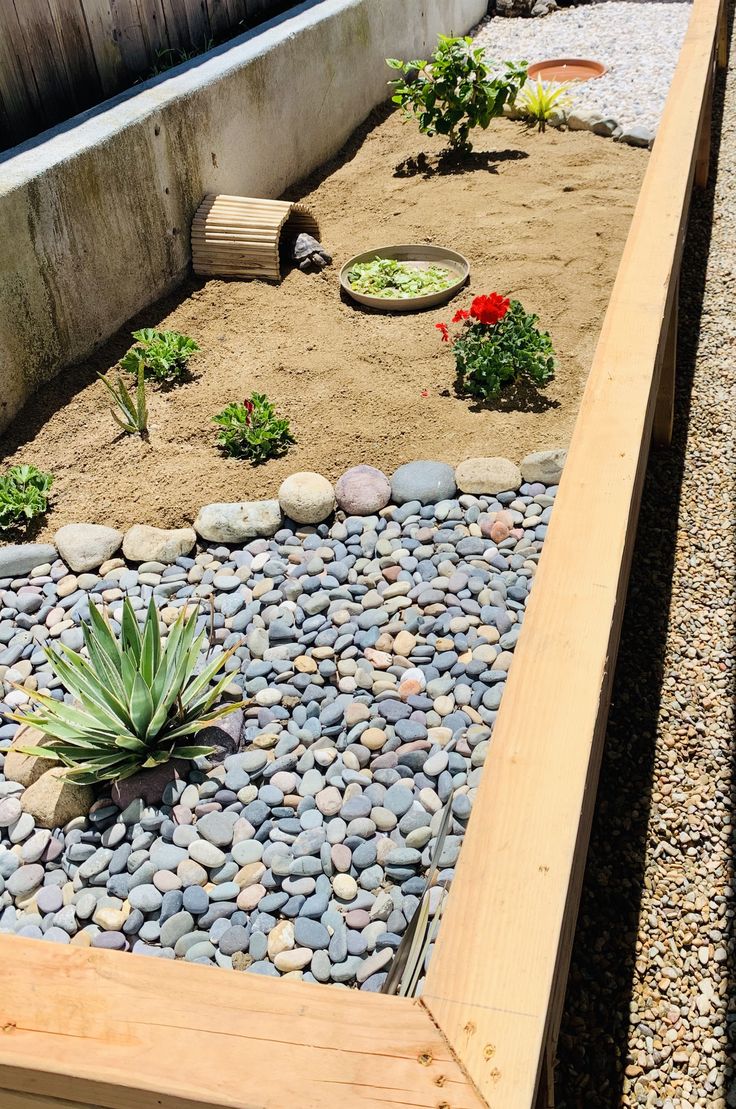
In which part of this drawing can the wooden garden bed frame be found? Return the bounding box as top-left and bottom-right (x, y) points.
(0, 0), (727, 1104)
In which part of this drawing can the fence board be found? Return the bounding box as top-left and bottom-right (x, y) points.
(0, 7), (41, 146)
(134, 0), (169, 60)
(79, 0), (127, 95)
(47, 0), (103, 109)
(181, 0), (212, 48)
(0, 0), (306, 147)
(110, 0), (150, 75)
(159, 0), (193, 51)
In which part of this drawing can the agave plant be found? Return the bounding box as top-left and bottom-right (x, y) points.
(517, 77), (572, 132)
(11, 598), (244, 785)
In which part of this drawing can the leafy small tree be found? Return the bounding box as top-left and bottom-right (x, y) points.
(387, 36), (527, 153)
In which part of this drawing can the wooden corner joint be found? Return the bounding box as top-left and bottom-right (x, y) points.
(416, 996), (490, 1109)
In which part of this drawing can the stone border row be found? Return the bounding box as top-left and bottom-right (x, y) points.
(503, 101), (655, 149)
(0, 450), (566, 579)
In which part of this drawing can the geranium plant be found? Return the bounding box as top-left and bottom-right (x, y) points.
(213, 392), (294, 463)
(387, 36), (527, 153)
(437, 293), (555, 400)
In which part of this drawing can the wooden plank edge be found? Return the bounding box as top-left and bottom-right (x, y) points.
(0, 935), (486, 1109)
(421, 0), (724, 1105)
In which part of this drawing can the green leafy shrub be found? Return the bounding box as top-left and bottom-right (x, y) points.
(213, 393), (295, 463)
(121, 328), (199, 384)
(99, 361), (148, 435)
(12, 597), (243, 785)
(0, 465), (53, 531)
(437, 293), (555, 400)
(387, 36), (527, 152)
(517, 78), (572, 132)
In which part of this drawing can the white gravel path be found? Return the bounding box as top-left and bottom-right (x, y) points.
(473, 1), (693, 133)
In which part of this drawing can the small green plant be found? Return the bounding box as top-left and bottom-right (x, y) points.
(387, 36), (527, 152)
(121, 328), (199, 384)
(0, 465), (53, 532)
(517, 78), (572, 132)
(213, 393), (295, 463)
(99, 361), (148, 435)
(437, 293), (555, 400)
(11, 597), (244, 785)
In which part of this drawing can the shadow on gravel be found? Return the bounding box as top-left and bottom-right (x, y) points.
(553, 12), (732, 1105)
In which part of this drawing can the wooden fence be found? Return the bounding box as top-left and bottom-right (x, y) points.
(0, 0), (302, 150)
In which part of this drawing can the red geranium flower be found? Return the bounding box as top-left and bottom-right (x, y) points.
(452, 309), (470, 323)
(435, 322), (450, 342)
(420, 389), (429, 398)
(470, 293), (510, 327)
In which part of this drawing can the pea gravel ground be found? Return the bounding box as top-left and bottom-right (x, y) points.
(556, 9), (736, 1108)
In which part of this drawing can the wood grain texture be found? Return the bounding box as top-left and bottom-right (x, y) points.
(191, 194), (319, 279)
(0, 935), (484, 1109)
(653, 276), (678, 445)
(422, 1), (723, 1106)
(0, 0), (302, 147)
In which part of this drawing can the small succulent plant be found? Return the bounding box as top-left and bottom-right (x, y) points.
(12, 597), (244, 785)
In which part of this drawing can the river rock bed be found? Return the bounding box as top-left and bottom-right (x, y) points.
(0, 480), (554, 987)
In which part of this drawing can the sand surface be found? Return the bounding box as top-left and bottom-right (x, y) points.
(0, 107), (647, 539)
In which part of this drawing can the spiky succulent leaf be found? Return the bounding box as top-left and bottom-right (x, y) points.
(12, 596), (245, 784)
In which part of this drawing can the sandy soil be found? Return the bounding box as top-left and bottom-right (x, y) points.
(0, 108), (647, 540)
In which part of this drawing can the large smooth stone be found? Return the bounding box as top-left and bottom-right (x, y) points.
(54, 523), (124, 572)
(617, 124), (653, 148)
(455, 457), (521, 495)
(335, 466), (391, 515)
(0, 544), (57, 578)
(194, 501), (281, 543)
(111, 759), (189, 810)
(520, 449), (567, 486)
(278, 472), (335, 524)
(21, 768), (94, 829)
(568, 109), (604, 132)
(122, 525), (196, 564)
(3, 726), (57, 788)
(390, 461), (456, 506)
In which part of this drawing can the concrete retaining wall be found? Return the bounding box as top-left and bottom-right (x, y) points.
(0, 0), (486, 434)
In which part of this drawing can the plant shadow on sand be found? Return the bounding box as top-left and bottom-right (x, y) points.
(447, 376), (560, 415)
(394, 148), (529, 179)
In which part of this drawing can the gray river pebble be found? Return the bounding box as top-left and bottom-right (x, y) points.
(0, 478), (553, 988)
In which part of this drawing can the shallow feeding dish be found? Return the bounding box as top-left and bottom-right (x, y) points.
(527, 58), (607, 83)
(339, 244), (470, 312)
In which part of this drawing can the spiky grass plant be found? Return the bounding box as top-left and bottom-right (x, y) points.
(517, 77), (572, 132)
(99, 361), (148, 435)
(382, 789), (455, 997)
(11, 598), (243, 785)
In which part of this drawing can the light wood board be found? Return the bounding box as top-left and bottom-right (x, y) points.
(0, 935), (484, 1109)
(421, 0), (724, 1105)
